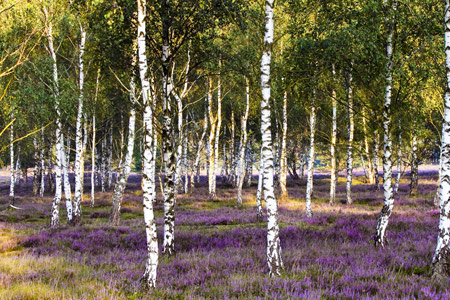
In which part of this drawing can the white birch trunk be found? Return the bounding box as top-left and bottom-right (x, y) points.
(409, 121), (418, 195)
(305, 101), (316, 218)
(207, 78), (217, 199)
(432, 1), (450, 280)
(40, 128), (45, 197)
(61, 133), (73, 223)
(236, 77), (250, 207)
(280, 87), (288, 199)
(110, 40), (138, 226)
(183, 127), (189, 194)
(73, 22), (86, 225)
(362, 109), (375, 184)
(138, 0), (158, 289)
(91, 69), (100, 206)
(374, 0), (397, 248)
(161, 6), (176, 255)
(45, 9), (63, 227)
(100, 137), (106, 192)
(394, 123), (402, 194)
(15, 149), (20, 185)
(213, 66), (222, 197)
(228, 110), (236, 184)
(345, 65), (354, 204)
(261, 0), (283, 276)
(194, 111), (208, 184)
(374, 130), (380, 190)
(107, 125), (113, 189)
(256, 150), (264, 221)
(33, 137), (41, 196)
(9, 111), (15, 205)
(329, 64), (337, 204)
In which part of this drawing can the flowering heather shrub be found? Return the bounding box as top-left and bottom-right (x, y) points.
(3, 168), (450, 299)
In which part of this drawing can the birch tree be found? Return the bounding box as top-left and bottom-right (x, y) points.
(161, 0), (176, 255)
(43, 5), (63, 227)
(110, 41), (138, 226)
(374, 0), (397, 248)
(260, 0), (283, 276)
(305, 97), (316, 218)
(431, 0), (450, 281)
(409, 120), (419, 195)
(72, 21), (86, 225)
(9, 110), (15, 206)
(138, 0), (158, 289)
(345, 65), (354, 204)
(236, 77), (250, 208)
(329, 65), (337, 204)
(279, 86), (288, 199)
(91, 69), (100, 206)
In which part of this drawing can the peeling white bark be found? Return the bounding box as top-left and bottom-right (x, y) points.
(329, 64), (337, 204)
(91, 69), (100, 206)
(374, 0), (397, 248)
(261, 0), (283, 276)
(280, 86), (288, 199)
(9, 110), (14, 205)
(305, 100), (316, 218)
(73, 22), (86, 225)
(137, 0), (158, 288)
(44, 8), (63, 227)
(345, 65), (354, 204)
(431, 0), (450, 281)
(237, 77), (250, 207)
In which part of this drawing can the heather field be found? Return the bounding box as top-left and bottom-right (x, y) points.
(1, 168), (450, 299)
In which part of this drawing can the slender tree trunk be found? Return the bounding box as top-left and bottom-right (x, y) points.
(15, 150), (20, 185)
(409, 121), (419, 195)
(256, 150), (264, 221)
(72, 22), (86, 225)
(374, 130), (380, 190)
(330, 65), (338, 206)
(107, 124), (113, 189)
(273, 126), (280, 190)
(175, 93), (183, 193)
(394, 123), (402, 194)
(44, 10), (63, 227)
(100, 137), (106, 192)
(228, 110), (236, 184)
(280, 87), (288, 199)
(194, 111), (208, 184)
(110, 41), (138, 226)
(213, 65), (222, 197)
(237, 77), (250, 207)
(138, 0), (158, 289)
(207, 78), (217, 200)
(305, 100), (316, 218)
(245, 143), (253, 187)
(61, 133), (73, 223)
(33, 137), (41, 196)
(300, 153), (306, 178)
(362, 109), (375, 184)
(374, 0), (397, 248)
(9, 111), (15, 205)
(182, 125), (189, 194)
(261, 0), (283, 276)
(91, 69), (100, 207)
(40, 128), (45, 197)
(161, 3), (176, 256)
(345, 65), (354, 204)
(434, 149), (442, 206)
(431, 0), (450, 281)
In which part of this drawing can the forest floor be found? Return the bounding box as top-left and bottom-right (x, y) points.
(0, 167), (449, 299)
